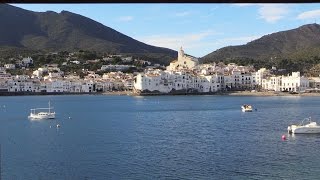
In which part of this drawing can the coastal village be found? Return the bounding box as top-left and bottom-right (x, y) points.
(3, 4), (320, 180)
(0, 47), (320, 95)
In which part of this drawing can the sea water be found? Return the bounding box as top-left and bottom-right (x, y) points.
(1, 95), (320, 179)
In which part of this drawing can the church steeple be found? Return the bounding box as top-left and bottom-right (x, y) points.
(178, 46), (185, 61)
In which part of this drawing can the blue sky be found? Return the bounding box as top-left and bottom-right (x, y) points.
(11, 3), (320, 57)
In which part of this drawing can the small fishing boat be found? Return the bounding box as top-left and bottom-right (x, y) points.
(28, 101), (55, 120)
(288, 117), (320, 134)
(241, 104), (253, 112)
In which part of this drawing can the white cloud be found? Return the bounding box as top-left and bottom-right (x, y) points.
(117, 16), (133, 22)
(135, 31), (263, 57)
(218, 35), (262, 44)
(233, 4), (290, 23)
(258, 4), (289, 23)
(196, 34), (263, 56)
(297, 9), (320, 20)
(232, 3), (256, 7)
(136, 30), (218, 56)
(175, 11), (192, 17)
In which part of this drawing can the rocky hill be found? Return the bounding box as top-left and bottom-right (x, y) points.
(0, 4), (177, 65)
(202, 23), (320, 64)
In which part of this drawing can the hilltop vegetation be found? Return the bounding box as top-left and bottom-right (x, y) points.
(202, 24), (320, 76)
(0, 4), (177, 65)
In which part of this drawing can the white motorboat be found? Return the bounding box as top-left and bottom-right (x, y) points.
(28, 101), (55, 120)
(288, 117), (320, 134)
(241, 104), (253, 112)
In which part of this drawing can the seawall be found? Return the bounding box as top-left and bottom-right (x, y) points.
(0, 92), (96, 96)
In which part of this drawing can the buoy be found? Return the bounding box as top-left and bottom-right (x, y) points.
(56, 124), (60, 128)
(282, 135), (286, 140)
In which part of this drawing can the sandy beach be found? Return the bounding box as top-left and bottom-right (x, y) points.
(221, 91), (320, 96)
(102, 91), (134, 96)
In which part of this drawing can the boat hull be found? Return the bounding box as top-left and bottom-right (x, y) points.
(241, 106), (253, 112)
(28, 113), (55, 120)
(242, 109), (253, 112)
(293, 127), (320, 134)
(288, 122), (320, 134)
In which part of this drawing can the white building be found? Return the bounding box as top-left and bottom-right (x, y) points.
(0, 80), (8, 92)
(101, 65), (133, 71)
(261, 72), (309, 92)
(308, 77), (320, 90)
(122, 57), (133, 63)
(0, 70), (12, 80)
(22, 57), (33, 65)
(71, 60), (80, 65)
(123, 79), (134, 90)
(134, 51), (260, 94)
(253, 68), (269, 87)
(49, 72), (63, 78)
(167, 47), (199, 71)
(200, 73), (224, 92)
(231, 69), (241, 89)
(281, 72), (309, 92)
(7, 75), (32, 92)
(261, 76), (282, 91)
(81, 80), (96, 93)
(45, 79), (65, 93)
(134, 69), (224, 93)
(32, 70), (42, 78)
(4, 64), (15, 70)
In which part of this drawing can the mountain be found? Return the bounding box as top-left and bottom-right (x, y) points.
(202, 24), (320, 63)
(0, 4), (177, 64)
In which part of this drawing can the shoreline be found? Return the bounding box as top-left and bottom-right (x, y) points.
(224, 91), (318, 96)
(102, 91), (320, 97)
(101, 91), (134, 96)
(0, 91), (93, 96)
(1, 91), (320, 97)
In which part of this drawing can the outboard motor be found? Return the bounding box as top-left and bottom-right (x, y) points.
(288, 126), (292, 134)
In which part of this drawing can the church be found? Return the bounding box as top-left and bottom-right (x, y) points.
(167, 47), (199, 71)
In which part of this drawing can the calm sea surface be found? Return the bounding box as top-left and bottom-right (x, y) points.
(1, 95), (320, 179)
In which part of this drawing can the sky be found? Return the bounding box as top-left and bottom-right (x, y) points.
(11, 3), (320, 57)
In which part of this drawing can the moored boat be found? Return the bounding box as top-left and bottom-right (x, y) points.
(28, 101), (55, 120)
(288, 117), (320, 134)
(241, 104), (253, 112)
